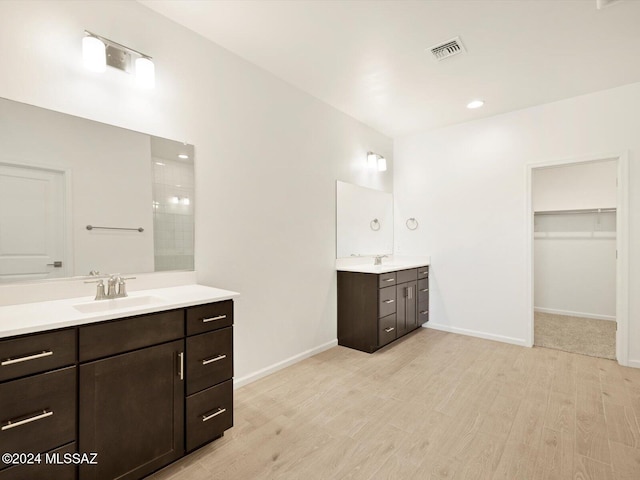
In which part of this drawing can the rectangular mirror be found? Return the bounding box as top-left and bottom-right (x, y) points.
(336, 181), (393, 258)
(0, 97), (194, 283)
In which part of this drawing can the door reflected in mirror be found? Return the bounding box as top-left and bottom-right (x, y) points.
(0, 97), (194, 283)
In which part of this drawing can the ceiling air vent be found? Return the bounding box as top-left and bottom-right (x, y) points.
(429, 36), (466, 61)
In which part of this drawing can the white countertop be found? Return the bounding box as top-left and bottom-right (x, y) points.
(337, 259), (429, 274)
(0, 284), (239, 339)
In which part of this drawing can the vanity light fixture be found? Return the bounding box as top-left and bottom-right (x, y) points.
(367, 152), (378, 169)
(82, 31), (155, 88)
(467, 99), (484, 109)
(135, 56), (155, 89)
(367, 152), (387, 172)
(170, 196), (190, 205)
(82, 35), (106, 73)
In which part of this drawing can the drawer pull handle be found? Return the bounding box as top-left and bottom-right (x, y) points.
(420, 288), (429, 292)
(2, 410), (53, 431)
(384, 278), (395, 282)
(202, 354), (227, 365)
(420, 310), (429, 315)
(384, 327), (395, 333)
(178, 352), (184, 380)
(1, 350), (53, 366)
(202, 408), (226, 422)
(202, 315), (226, 323)
(421, 271), (428, 275)
(383, 299), (394, 304)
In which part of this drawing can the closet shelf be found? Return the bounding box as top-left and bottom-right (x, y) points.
(534, 208), (616, 216)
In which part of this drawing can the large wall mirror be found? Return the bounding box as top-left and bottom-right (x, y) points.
(0, 97), (194, 283)
(336, 181), (393, 258)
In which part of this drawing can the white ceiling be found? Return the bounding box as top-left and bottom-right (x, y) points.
(140, 0), (640, 138)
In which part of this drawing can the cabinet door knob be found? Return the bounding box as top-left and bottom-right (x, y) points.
(383, 299), (395, 304)
(420, 310), (429, 315)
(384, 327), (395, 333)
(420, 288), (429, 293)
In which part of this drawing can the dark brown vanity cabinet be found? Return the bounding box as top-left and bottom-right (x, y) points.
(0, 329), (77, 479)
(0, 298), (234, 480)
(338, 266), (429, 353)
(184, 300), (234, 452)
(418, 267), (430, 325)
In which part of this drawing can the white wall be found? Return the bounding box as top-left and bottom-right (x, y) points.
(394, 81), (639, 365)
(0, 1), (392, 382)
(532, 160), (617, 211)
(533, 161), (617, 320)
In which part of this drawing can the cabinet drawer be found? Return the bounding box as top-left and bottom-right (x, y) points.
(186, 327), (233, 395)
(417, 266), (429, 279)
(378, 272), (397, 288)
(79, 309), (183, 362)
(186, 379), (233, 452)
(378, 314), (397, 347)
(0, 329), (76, 382)
(418, 307), (429, 324)
(396, 268), (418, 284)
(0, 442), (76, 480)
(0, 367), (76, 459)
(378, 286), (396, 318)
(186, 301), (233, 336)
(418, 278), (429, 297)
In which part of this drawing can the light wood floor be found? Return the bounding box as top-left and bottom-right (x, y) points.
(150, 329), (640, 480)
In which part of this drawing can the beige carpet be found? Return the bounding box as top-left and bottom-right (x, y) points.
(534, 312), (616, 359)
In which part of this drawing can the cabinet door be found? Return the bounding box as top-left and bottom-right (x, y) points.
(79, 340), (184, 480)
(396, 282), (418, 336)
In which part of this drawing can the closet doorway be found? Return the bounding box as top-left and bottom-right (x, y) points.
(528, 154), (629, 364)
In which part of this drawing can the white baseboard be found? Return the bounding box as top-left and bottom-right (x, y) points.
(626, 359), (640, 369)
(233, 339), (338, 389)
(423, 323), (528, 347)
(534, 307), (616, 322)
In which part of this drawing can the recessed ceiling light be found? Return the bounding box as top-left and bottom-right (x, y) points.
(154, 161), (165, 166)
(467, 100), (484, 109)
(178, 154), (189, 159)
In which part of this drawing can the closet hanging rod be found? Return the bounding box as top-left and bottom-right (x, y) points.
(534, 208), (616, 216)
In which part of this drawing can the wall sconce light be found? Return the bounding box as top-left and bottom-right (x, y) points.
(82, 31), (155, 88)
(367, 152), (387, 172)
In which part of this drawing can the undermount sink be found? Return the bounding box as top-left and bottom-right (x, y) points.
(73, 295), (164, 314)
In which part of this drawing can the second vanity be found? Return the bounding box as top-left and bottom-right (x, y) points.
(0, 284), (238, 480)
(338, 262), (429, 353)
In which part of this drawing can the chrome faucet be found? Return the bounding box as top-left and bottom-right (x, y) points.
(374, 255), (388, 266)
(85, 274), (135, 300)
